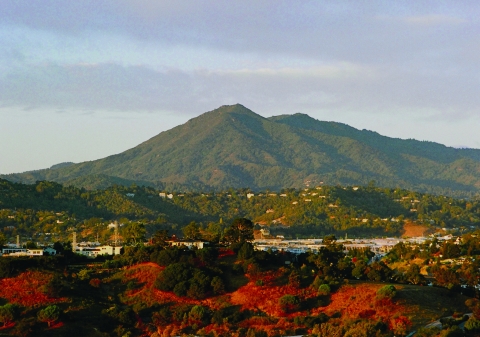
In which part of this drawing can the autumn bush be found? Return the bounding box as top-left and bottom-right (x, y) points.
(389, 315), (412, 336)
(89, 278), (102, 288)
(0, 271), (65, 308)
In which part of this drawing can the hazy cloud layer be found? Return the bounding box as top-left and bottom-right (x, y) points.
(1, 60), (478, 120)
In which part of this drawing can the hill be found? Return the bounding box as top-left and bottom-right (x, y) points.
(3, 104), (480, 197)
(2, 178), (480, 245)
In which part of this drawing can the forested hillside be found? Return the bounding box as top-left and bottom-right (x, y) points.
(3, 104), (480, 197)
(1, 178), (480, 246)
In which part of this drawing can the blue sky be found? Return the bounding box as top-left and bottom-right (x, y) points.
(1, 1), (480, 174)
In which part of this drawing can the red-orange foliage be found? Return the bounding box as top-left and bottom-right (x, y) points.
(89, 278), (101, 288)
(311, 283), (406, 323)
(119, 263), (415, 336)
(230, 270), (316, 317)
(0, 271), (65, 308)
(0, 322), (15, 330)
(121, 263), (200, 308)
(389, 315), (412, 336)
(218, 248), (235, 259)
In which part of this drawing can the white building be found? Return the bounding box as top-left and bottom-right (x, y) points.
(167, 240), (208, 249)
(1, 248), (44, 256)
(75, 245), (122, 258)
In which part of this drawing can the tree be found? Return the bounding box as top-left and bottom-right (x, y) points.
(155, 263), (194, 292)
(196, 247), (218, 266)
(123, 222), (146, 245)
(323, 234), (337, 245)
(376, 285), (396, 301)
(224, 218), (254, 244)
(317, 284), (331, 296)
(77, 269), (92, 281)
(0, 232), (6, 248)
(279, 294), (300, 313)
(37, 305), (60, 327)
(237, 242), (254, 261)
(464, 317), (480, 335)
(151, 229), (170, 247)
(182, 221), (201, 240)
(25, 241), (37, 249)
(188, 305), (208, 323)
(53, 241), (64, 255)
(406, 263), (425, 285)
(211, 276), (225, 295)
(0, 304), (14, 327)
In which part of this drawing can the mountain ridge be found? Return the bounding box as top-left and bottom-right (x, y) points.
(3, 104), (480, 197)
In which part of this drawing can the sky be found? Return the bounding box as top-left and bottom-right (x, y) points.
(1, 1), (480, 174)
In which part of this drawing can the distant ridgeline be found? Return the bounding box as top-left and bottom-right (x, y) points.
(2, 104), (480, 198)
(1, 178), (480, 242)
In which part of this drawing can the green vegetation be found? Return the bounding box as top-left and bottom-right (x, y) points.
(376, 285), (396, 301)
(2, 177), (480, 335)
(2, 178), (480, 246)
(37, 305), (61, 327)
(3, 104), (480, 197)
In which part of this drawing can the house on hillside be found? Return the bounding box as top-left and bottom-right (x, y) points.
(1, 248), (44, 256)
(75, 245), (122, 258)
(167, 240), (208, 249)
(260, 228), (270, 237)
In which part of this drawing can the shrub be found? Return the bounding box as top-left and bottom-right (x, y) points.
(189, 305), (208, 324)
(0, 304), (15, 327)
(376, 285), (396, 301)
(77, 269), (92, 281)
(278, 295), (300, 313)
(415, 326), (441, 337)
(317, 284), (331, 296)
(439, 325), (465, 337)
(37, 305), (60, 327)
(89, 278), (101, 288)
(211, 276), (226, 294)
(464, 317), (480, 335)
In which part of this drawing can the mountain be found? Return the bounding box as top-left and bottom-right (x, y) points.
(3, 104), (480, 196)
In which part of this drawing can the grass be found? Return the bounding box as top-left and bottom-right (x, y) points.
(395, 283), (470, 329)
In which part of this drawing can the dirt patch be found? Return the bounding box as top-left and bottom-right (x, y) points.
(402, 223), (435, 238)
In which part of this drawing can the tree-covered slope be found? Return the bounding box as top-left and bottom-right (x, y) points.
(3, 104), (480, 197)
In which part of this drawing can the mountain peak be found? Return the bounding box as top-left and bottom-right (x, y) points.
(184, 104), (265, 129)
(211, 103), (258, 116)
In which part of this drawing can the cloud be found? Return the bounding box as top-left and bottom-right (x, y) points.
(1, 61), (478, 122)
(1, 1), (477, 64)
(403, 14), (467, 26)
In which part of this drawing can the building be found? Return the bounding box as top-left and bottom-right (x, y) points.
(74, 245), (122, 258)
(167, 240), (208, 249)
(1, 248), (44, 256)
(44, 247), (57, 255)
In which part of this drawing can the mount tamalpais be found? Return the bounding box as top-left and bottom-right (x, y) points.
(3, 104), (480, 197)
